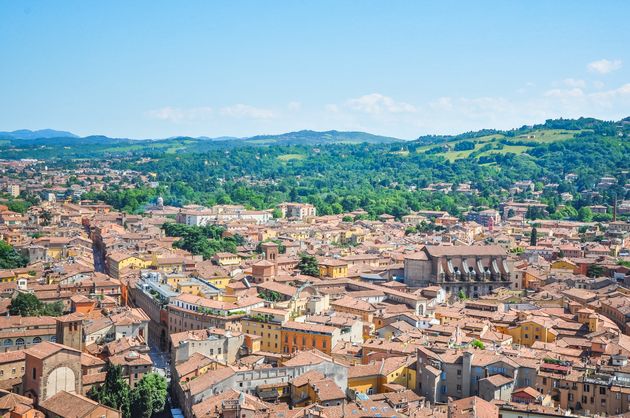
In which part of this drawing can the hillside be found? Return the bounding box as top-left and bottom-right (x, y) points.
(242, 130), (402, 145)
(411, 117), (629, 162)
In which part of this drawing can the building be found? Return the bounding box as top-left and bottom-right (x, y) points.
(318, 259), (349, 278)
(281, 322), (340, 355)
(416, 349), (536, 404)
(55, 313), (84, 351)
(167, 293), (262, 334)
(7, 184), (20, 198)
(0, 316), (57, 353)
(466, 209), (500, 228)
(278, 203), (317, 219)
(22, 342), (82, 404)
(39, 390), (121, 418)
(241, 307), (289, 354)
(404, 245), (514, 297)
(169, 328), (244, 364)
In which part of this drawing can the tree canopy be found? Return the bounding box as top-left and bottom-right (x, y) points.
(9, 292), (64, 317)
(0, 240), (28, 269)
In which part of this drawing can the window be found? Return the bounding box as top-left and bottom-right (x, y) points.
(524, 334), (529, 339)
(16, 338), (24, 346)
(457, 370), (461, 376)
(441, 386), (447, 394)
(32, 368), (36, 379)
(456, 384), (461, 391)
(584, 384), (590, 392)
(441, 372), (446, 381)
(33, 337), (41, 344)
(600, 387), (606, 395)
(568, 394), (574, 401)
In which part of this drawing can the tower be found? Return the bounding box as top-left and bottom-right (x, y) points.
(261, 242), (279, 262)
(55, 313), (84, 351)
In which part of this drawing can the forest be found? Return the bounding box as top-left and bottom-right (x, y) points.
(6, 118), (630, 220)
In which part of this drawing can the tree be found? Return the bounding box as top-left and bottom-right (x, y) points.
(272, 208), (283, 219)
(9, 293), (41, 316)
(88, 364), (131, 418)
(457, 290), (467, 301)
(471, 339), (485, 350)
(0, 240), (28, 269)
(9, 293), (64, 317)
(578, 206), (593, 222)
(587, 264), (606, 278)
(530, 227), (538, 246)
(297, 253), (319, 277)
(130, 373), (168, 418)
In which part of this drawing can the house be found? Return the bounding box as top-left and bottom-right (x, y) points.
(318, 259), (349, 278)
(211, 252), (241, 266)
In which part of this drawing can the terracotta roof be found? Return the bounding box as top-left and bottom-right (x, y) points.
(39, 390), (116, 418)
(25, 341), (80, 360)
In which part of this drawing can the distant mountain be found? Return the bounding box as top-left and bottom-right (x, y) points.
(0, 129), (401, 145)
(195, 135), (243, 142)
(243, 130), (403, 145)
(0, 129), (79, 139)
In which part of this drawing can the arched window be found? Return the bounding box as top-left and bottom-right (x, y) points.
(3, 339), (12, 346)
(16, 338), (25, 346)
(32, 337), (42, 344)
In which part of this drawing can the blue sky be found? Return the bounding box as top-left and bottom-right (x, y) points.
(1, 1), (629, 139)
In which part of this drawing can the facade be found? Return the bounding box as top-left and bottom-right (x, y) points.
(169, 328), (244, 364)
(0, 316), (57, 353)
(22, 342), (82, 404)
(241, 307), (289, 354)
(278, 203), (316, 220)
(167, 293), (260, 334)
(416, 349), (536, 404)
(404, 245), (514, 297)
(281, 322), (340, 355)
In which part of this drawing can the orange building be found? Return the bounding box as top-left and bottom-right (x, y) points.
(70, 295), (96, 315)
(281, 321), (340, 355)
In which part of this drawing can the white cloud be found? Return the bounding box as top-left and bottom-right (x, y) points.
(287, 101), (302, 111)
(563, 78), (586, 88)
(219, 104), (276, 119)
(587, 59), (622, 74)
(145, 106), (213, 123)
(429, 97), (454, 111)
(544, 88), (585, 99)
(345, 93), (417, 114)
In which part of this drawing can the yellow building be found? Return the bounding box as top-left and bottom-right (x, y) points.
(348, 356), (416, 395)
(205, 276), (231, 289)
(106, 253), (152, 279)
(212, 252), (241, 266)
(241, 307), (289, 353)
(318, 259), (349, 278)
(506, 318), (557, 346)
(550, 259), (578, 274)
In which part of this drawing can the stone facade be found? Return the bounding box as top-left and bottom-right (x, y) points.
(404, 245), (514, 297)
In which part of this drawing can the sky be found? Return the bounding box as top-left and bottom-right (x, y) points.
(1, 1), (629, 139)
